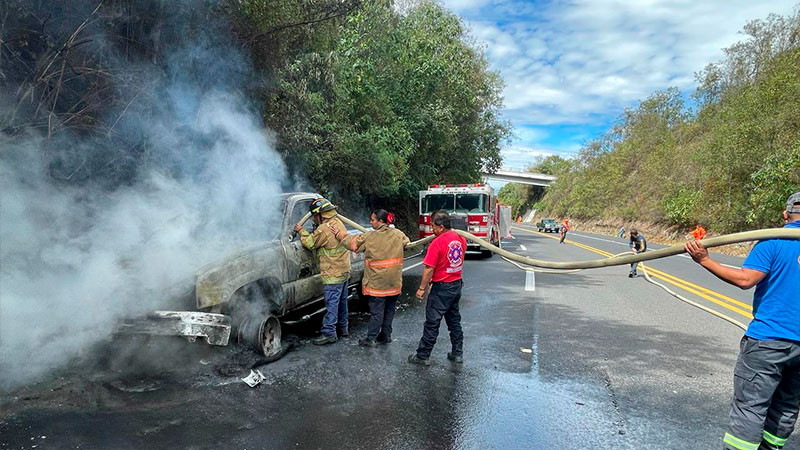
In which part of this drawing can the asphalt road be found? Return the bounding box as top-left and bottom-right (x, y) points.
(2, 226), (796, 449)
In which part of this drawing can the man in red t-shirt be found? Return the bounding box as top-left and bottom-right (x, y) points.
(409, 211), (467, 365)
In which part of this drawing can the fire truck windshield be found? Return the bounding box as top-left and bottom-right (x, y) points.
(422, 194), (455, 213)
(455, 194), (488, 213)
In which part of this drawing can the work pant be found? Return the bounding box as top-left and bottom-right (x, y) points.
(723, 336), (800, 450)
(415, 280), (464, 360)
(366, 295), (398, 341)
(321, 281), (349, 337)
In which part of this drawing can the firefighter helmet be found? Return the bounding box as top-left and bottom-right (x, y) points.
(309, 197), (336, 215)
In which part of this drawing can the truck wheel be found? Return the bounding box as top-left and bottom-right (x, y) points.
(238, 314), (282, 357)
(257, 316), (282, 357)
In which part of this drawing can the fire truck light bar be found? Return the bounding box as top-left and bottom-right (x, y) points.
(427, 183), (485, 188)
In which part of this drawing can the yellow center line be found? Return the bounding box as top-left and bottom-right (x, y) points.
(512, 226), (754, 320)
(638, 265), (752, 311)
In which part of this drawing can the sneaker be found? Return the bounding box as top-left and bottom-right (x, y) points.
(358, 338), (377, 348)
(407, 354), (430, 366)
(447, 352), (464, 364)
(628, 273), (635, 278)
(376, 333), (392, 344)
(313, 335), (337, 345)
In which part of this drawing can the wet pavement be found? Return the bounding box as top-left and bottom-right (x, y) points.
(2, 229), (799, 449)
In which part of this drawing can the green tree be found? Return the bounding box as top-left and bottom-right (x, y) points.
(497, 183), (529, 217)
(259, 0), (508, 212)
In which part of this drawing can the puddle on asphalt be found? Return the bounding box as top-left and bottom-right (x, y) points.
(446, 370), (624, 448)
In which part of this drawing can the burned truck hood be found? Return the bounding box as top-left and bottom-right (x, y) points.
(194, 239), (285, 309)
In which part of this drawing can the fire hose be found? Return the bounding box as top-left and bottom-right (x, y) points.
(296, 211), (800, 330)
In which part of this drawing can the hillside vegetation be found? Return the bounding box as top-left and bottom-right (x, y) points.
(505, 10), (800, 234)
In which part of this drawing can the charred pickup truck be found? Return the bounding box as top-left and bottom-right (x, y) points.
(118, 193), (366, 356)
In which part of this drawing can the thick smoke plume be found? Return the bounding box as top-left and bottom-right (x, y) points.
(0, 1), (291, 390)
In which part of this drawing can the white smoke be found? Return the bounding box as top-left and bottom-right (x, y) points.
(0, 88), (289, 390)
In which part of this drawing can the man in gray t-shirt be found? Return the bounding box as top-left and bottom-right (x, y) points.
(628, 229), (646, 277)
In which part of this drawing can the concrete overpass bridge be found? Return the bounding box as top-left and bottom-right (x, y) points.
(481, 168), (556, 186)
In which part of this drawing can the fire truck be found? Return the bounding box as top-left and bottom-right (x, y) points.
(418, 183), (500, 257)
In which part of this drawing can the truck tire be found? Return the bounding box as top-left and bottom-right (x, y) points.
(237, 314), (282, 357)
(229, 280), (284, 357)
(482, 233), (498, 258)
(482, 240), (496, 258)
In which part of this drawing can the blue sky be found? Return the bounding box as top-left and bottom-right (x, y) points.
(441, 0), (798, 169)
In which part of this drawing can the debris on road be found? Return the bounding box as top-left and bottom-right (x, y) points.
(241, 369), (266, 388)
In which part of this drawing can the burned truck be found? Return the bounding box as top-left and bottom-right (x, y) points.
(119, 193), (365, 356)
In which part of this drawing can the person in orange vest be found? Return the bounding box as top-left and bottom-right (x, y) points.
(691, 224), (707, 240)
(559, 218), (570, 244)
(330, 209), (409, 348)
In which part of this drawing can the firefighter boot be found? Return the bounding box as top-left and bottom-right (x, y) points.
(408, 354), (431, 366)
(447, 352), (464, 364)
(313, 335), (337, 345)
(359, 337), (377, 348)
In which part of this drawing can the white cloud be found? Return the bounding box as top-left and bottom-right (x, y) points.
(456, 0), (798, 130)
(500, 144), (576, 169)
(441, 0), (492, 12)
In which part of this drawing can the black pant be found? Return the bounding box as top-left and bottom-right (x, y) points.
(366, 295), (398, 340)
(415, 280), (463, 360)
(630, 249), (645, 274)
(723, 336), (800, 450)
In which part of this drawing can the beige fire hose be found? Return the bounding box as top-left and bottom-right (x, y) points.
(295, 210), (799, 330)
(294, 211), (435, 248)
(294, 210), (799, 269)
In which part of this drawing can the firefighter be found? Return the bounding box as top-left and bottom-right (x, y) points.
(293, 198), (351, 345)
(686, 192), (800, 450)
(330, 209), (410, 348)
(409, 210), (467, 366)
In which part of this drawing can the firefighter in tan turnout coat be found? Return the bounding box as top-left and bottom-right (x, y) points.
(331, 209), (410, 347)
(293, 198), (351, 345)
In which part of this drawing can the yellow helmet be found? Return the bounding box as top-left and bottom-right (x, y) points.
(309, 197), (336, 215)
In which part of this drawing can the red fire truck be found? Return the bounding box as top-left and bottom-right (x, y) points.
(418, 183), (500, 257)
